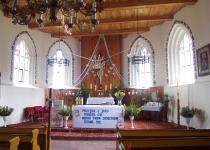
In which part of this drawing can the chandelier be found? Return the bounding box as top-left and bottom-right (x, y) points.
(0, 0), (105, 34)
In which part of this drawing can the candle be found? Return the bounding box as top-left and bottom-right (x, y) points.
(94, 85), (97, 91)
(188, 84), (190, 106)
(90, 83), (93, 90)
(132, 90), (134, 95)
(105, 85), (107, 91)
(176, 80), (180, 98)
(110, 83), (112, 90)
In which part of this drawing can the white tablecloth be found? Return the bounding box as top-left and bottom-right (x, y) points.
(86, 97), (115, 105)
(141, 102), (163, 111)
(72, 105), (124, 128)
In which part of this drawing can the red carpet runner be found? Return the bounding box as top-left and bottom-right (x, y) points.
(9, 119), (183, 140)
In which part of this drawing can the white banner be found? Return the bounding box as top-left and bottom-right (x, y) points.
(72, 105), (124, 129)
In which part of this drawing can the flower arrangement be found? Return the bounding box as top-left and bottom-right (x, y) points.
(181, 106), (197, 118)
(58, 105), (72, 117)
(0, 106), (14, 116)
(124, 99), (141, 116)
(114, 90), (125, 105)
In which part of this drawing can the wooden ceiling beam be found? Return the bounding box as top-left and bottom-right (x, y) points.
(51, 27), (150, 38)
(100, 15), (173, 24)
(103, 0), (197, 9)
(28, 15), (173, 29)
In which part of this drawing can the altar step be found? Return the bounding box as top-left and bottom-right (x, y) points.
(51, 128), (117, 140)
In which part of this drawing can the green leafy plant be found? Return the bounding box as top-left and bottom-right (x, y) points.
(0, 106), (14, 116)
(124, 99), (141, 116)
(181, 106), (195, 118)
(58, 105), (72, 117)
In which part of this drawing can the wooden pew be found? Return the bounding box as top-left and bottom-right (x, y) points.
(0, 136), (20, 150)
(117, 128), (210, 150)
(0, 126), (51, 150)
(0, 128), (40, 150)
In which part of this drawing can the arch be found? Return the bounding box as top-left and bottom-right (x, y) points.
(10, 31), (37, 84)
(46, 39), (74, 88)
(166, 20), (196, 85)
(128, 35), (155, 88)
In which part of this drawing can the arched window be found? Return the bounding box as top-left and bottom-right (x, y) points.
(11, 31), (37, 86)
(13, 41), (30, 84)
(128, 36), (154, 89)
(167, 21), (195, 85)
(46, 40), (73, 88)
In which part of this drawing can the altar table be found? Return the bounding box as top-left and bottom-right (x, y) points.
(86, 97), (115, 105)
(72, 105), (124, 129)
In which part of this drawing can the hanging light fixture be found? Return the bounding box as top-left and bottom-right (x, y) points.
(0, 0), (105, 34)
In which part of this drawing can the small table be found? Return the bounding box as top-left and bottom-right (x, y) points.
(141, 102), (164, 121)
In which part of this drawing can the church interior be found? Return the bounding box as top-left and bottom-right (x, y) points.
(1, 0), (210, 150)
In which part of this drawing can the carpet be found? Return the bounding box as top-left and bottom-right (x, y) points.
(8, 119), (184, 140)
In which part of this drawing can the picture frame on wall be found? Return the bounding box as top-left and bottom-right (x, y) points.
(197, 44), (210, 76)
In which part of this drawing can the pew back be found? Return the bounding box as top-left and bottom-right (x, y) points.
(0, 126), (49, 150)
(0, 128), (40, 150)
(0, 136), (20, 150)
(117, 128), (210, 150)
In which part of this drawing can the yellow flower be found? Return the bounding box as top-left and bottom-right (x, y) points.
(114, 90), (125, 99)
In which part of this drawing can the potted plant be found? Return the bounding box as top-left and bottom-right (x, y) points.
(124, 99), (141, 128)
(181, 106), (195, 129)
(0, 106), (14, 127)
(58, 105), (72, 128)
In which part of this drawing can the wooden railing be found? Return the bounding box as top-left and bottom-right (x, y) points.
(117, 128), (210, 150)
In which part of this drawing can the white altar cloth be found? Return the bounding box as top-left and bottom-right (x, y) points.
(72, 105), (124, 129)
(86, 97), (115, 105)
(141, 102), (163, 111)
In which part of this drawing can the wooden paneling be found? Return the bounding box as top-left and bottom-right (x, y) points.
(81, 35), (121, 96)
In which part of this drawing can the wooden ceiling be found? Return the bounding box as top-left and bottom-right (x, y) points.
(3, 0), (198, 37)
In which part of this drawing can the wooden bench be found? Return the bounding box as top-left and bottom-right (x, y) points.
(0, 128), (40, 150)
(117, 128), (210, 150)
(0, 136), (20, 150)
(0, 126), (51, 150)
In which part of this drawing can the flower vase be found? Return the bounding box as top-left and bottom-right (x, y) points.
(3, 116), (7, 127)
(117, 98), (123, 106)
(64, 116), (69, 129)
(129, 115), (135, 128)
(185, 117), (191, 130)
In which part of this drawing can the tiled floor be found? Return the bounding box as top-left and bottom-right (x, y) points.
(52, 139), (116, 150)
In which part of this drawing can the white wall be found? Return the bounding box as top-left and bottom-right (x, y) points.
(164, 0), (210, 129)
(122, 0), (210, 128)
(0, 10), (81, 126)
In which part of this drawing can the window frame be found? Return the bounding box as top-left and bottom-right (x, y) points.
(128, 36), (155, 89)
(46, 40), (74, 89)
(11, 31), (37, 86)
(167, 21), (196, 86)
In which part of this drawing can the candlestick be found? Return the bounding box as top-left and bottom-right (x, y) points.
(176, 80), (180, 126)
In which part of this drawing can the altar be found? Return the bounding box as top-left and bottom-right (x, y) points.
(86, 97), (115, 105)
(72, 105), (124, 129)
